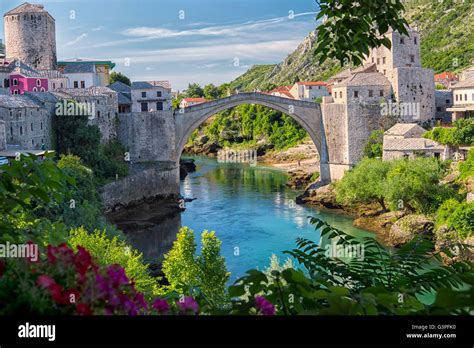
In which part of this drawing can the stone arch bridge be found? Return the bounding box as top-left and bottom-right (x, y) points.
(104, 92), (374, 210)
(174, 93), (330, 183)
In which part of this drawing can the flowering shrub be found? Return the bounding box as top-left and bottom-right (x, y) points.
(0, 243), (200, 316)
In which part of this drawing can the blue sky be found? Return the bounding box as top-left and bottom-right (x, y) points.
(0, 0), (320, 90)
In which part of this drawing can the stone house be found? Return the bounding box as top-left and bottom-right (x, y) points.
(57, 59), (116, 89)
(434, 90), (453, 125)
(267, 85), (294, 99)
(0, 94), (52, 149)
(382, 123), (447, 160)
(447, 76), (474, 121)
(434, 72), (459, 89)
(108, 81), (132, 114)
(179, 97), (208, 108)
(51, 87), (119, 142)
(132, 81), (172, 112)
(289, 82), (329, 101)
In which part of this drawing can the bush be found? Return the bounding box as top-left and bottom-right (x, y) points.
(68, 228), (158, 298)
(459, 148), (474, 180)
(162, 227), (230, 307)
(448, 202), (474, 240)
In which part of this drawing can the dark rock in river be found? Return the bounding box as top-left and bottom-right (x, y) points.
(286, 170), (313, 190)
(180, 158), (197, 180)
(295, 184), (342, 209)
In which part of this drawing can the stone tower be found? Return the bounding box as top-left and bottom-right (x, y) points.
(4, 2), (57, 70)
(364, 27), (435, 123)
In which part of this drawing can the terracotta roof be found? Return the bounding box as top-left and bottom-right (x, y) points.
(182, 98), (208, 103)
(385, 123), (426, 136)
(434, 72), (458, 81)
(296, 81), (327, 86)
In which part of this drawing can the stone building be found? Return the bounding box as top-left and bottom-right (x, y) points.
(131, 81), (172, 112)
(4, 3), (57, 71)
(382, 123), (447, 161)
(0, 94), (53, 149)
(51, 87), (119, 142)
(447, 76), (474, 121)
(363, 28), (435, 123)
(108, 81), (132, 113)
(179, 97), (208, 108)
(434, 90), (453, 125)
(57, 59), (116, 88)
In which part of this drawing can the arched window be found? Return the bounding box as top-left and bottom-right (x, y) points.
(36, 79), (41, 87)
(13, 78), (18, 86)
(40, 87), (45, 92)
(33, 87), (38, 92)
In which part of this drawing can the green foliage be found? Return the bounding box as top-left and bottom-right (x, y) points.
(203, 84), (220, 100)
(68, 228), (158, 297)
(315, 1), (408, 65)
(336, 157), (450, 213)
(437, 200), (474, 240)
(162, 227), (230, 307)
(229, 218), (473, 315)
(459, 148), (474, 180)
(109, 71), (131, 86)
(436, 199), (461, 229)
(424, 119), (474, 146)
(0, 154), (72, 244)
(184, 83), (204, 98)
(363, 130), (384, 158)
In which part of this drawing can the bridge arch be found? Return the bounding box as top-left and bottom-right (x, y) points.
(174, 93), (331, 183)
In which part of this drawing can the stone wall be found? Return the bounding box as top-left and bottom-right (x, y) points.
(4, 11), (57, 70)
(100, 162), (180, 211)
(0, 120), (6, 150)
(117, 111), (177, 163)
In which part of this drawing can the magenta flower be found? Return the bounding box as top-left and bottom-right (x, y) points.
(176, 297), (199, 314)
(152, 298), (170, 314)
(106, 265), (129, 287)
(255, 296), (275, 316)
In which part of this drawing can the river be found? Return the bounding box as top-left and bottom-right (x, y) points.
(178, 156), (372, 281)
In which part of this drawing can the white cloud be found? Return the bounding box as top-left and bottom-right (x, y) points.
(63, 33), (88, 47)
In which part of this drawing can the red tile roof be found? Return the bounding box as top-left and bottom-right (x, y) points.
(182, 97), (208, 103)
(434, 72), (459, 81)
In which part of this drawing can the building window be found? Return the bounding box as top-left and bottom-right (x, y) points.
(10, 127), (13, 136)
(33, 87), (38, 92)
(371, 57), (374, 63)
(383, 70), (386, 75)
(156, 102), (163, 111)
(13, 79), (18, 86)
(13, 90), (19, 95)
(400, 37), (405, 44)
(31, 123), (33, 131)
(437, 107), (442, 112)
(74, 81), (79, 88)
(414, 37), (417, 44)
(141, 103), (148, 112)
(157, 91), (162, 97)
(354, 91), (359, 98)
(20, 126), (22, 135)
(382, 57), (386, 64)
(97, 111), (101, 118)
(36, 79), (41, 87)
(456, 94), (458, 101)
(380, 90), (384, 97)
(60, 83), (64, 88)
(40, 122), (43, 130)
(446, 99), (450, 104)
(339, 91), (342, 98)
(40, 87), (45, 92)
(32, 139), (34, 146)
(81, 81), (85, 89)
(377, 58), (380, 65)
(465, 94), (468, 101)
(369, 90), (373, 97)
(52, 83), (56, 89)
(142, 92), (147, 98)
(410, 55), (415, 63)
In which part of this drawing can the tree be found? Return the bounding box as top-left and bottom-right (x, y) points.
(162, 227), (229, 307)
(110, 72), (131, 86)
(184, 83), (204, 98)
(335, 158), (391, 211)
(363, 130), (384, 158)
(315, 0), (409, 65)
(203, 84), (220, 100)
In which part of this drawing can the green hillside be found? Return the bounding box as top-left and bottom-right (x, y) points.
(230, 0), (474, 91)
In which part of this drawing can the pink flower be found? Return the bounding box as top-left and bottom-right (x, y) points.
(49, 283), (64, 304)
(255, 296), (275, 316)
(76, 303), (92, 316)
(37, 275), (55, 288)
(176, 297), (199, 314)
(106, 265), (129, 287)
(74, 246), (93, 276)
(152, 298), (170, 314)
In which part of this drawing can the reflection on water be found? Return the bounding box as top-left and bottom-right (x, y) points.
(180, 156), (372, 282)
(123, 155), (372, 280)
